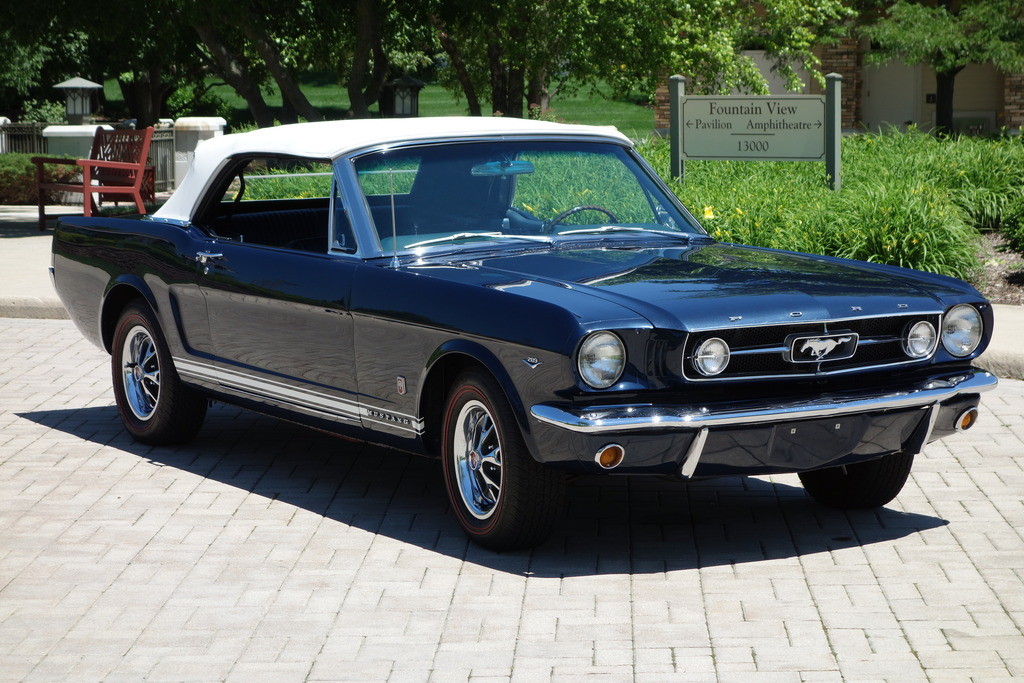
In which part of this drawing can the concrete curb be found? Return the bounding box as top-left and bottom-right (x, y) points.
(0, 297), (68, 320)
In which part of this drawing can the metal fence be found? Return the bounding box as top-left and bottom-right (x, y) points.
(150, 129), (174, 192)
(0, 122), (51, 154)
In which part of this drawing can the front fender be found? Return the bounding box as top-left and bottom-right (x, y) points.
(421, 338), (545, 462)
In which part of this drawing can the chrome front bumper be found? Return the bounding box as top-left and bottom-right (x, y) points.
(530, 369), (997, 435)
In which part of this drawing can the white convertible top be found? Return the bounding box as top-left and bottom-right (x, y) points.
(154, 117), (631, 222)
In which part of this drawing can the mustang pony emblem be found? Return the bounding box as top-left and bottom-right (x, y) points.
(801, 336), (853, 360)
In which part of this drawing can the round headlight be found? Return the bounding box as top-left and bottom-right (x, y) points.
(693, 337), (730, 376)
(904, 320), (937, 359)
(941, 305), (983, 357)
(578, 331), (625, 389)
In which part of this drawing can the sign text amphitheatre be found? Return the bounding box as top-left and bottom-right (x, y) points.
(680, 95), (825, 161)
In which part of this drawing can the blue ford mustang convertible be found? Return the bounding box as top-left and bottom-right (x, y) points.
(52, 118), (997, 549)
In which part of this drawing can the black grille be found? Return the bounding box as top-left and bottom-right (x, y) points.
(684, 313), (940, 380)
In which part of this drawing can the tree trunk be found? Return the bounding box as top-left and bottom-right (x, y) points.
(347, 0), (388, 118)
(505, 64), (524, 118)
(934, 67), (962, 134)
(486, 22), (527, 117)
(192, 21), (276, 128)
(242, 24), (324, 122)
(527, 68), (549, 113)
(487, 43), (514, 116)
(117, 65), (172, 128)
(429, 14), (481, 116)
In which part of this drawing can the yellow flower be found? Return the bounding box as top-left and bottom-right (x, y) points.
(703, 206), (715, 219)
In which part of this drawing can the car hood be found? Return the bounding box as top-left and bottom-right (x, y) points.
(448, 241), (977, 330)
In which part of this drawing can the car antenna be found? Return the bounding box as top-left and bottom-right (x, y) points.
(389, 166), (400, 270)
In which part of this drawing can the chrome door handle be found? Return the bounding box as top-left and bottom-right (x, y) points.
(195, 251), (224, 274)
(195, 251), (224, 264)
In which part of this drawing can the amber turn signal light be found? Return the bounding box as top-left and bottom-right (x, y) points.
(595, 444), (625, 469)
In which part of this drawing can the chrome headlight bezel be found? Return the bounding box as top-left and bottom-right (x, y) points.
(903, 320), (938, 359)
(941, 304), (983, 357)
(577, 331), (626, 389)
(693, 337), (731, 376)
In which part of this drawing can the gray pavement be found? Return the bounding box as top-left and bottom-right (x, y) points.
(1, 318), (1023, 680)
(2, 204), (1022, 379)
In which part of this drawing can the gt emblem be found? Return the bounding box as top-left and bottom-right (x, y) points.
(800, 336), (853, 360)
(786, 332), (859, 363)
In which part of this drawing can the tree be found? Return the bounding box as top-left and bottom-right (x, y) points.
(425, 0), (853, 118)
(863, 0), (1024, 133)
(0, 0), (207, 127)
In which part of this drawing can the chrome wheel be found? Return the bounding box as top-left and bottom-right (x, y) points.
(452, 399), (503, 520)
(120, 324), (160, 421)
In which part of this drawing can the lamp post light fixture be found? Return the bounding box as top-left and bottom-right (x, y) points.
(380, 74), (425, 118)
(54, 77), (103, 125)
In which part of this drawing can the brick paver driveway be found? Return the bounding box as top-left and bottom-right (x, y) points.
(1, 318), (1022, 681)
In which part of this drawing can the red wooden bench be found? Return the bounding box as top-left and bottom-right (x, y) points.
(32, 126), (155, 231)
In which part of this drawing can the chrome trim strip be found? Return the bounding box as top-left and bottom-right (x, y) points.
(530, 370), (997, 435)
(174, 357), (424, 434)
(680, 427), (708, 478)
(684, 310), (943, 334)
(338, 133), (635, 164)
(681, 355), (935, 383)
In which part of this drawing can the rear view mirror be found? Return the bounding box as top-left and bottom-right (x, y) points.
(471, 160), (535, 176)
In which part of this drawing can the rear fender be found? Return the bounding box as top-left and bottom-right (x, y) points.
(99, 276), (160, 353)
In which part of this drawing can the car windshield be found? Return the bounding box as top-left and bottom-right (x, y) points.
(351, 140), (703, 253)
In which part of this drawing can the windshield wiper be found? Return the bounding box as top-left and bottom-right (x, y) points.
(405, 232), (552, 249)
(556, 226), (692, 239)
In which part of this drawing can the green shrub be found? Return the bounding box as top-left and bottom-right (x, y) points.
(167, 85), (233, 122)
(0, 153), (78, 204)
(637, 129), (1024, 282)
(19, 99), (66, 124)
(999, 193), (1024, 254)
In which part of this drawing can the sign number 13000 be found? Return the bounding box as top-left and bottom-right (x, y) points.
(738, 139), (769, 152)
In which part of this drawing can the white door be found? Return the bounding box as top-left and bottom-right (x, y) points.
(862, 62), (922, 132)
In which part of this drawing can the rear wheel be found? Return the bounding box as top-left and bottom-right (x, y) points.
(111, 301), (206, 445)
(441, 370), (565, 550)
(799, 451), (914, 508)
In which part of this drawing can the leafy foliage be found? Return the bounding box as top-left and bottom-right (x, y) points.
(19, 99), (66, 124)
(863, 0), (1024, 75)
(640, 129), (1024, 281)
(427, 0), (853, 118)
(0, 153), (76, 204)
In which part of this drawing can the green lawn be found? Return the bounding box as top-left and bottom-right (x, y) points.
(102, 75), (656, 138)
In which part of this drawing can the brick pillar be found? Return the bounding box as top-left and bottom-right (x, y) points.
(819, 38), (862, 130)
(654, 81), (671, 132)
(1005, 73), (1024, 132)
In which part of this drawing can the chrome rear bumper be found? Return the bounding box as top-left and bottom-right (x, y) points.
(530, 369), (997, 435)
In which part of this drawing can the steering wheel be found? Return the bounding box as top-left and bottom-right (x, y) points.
(542, 205), (619, 233)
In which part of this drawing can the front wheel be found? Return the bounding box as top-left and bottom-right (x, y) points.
(111, 301), (207, 445)
(441, 370), (565, 550)
(798, 451), (914, 509)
